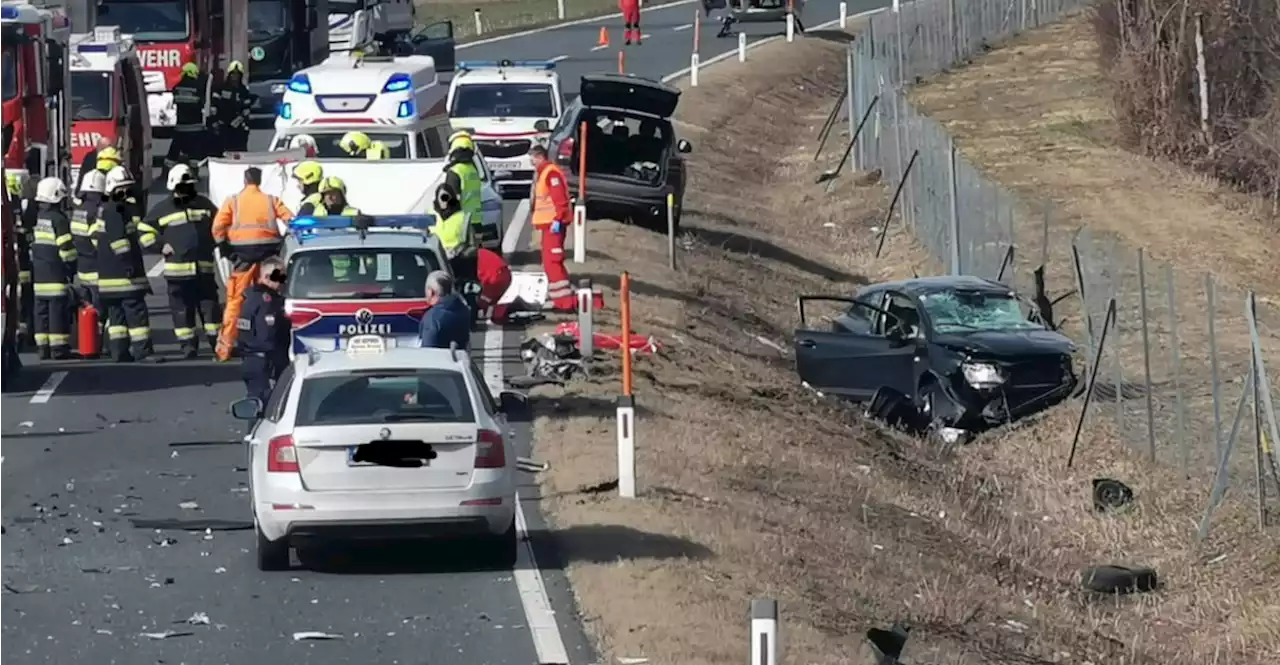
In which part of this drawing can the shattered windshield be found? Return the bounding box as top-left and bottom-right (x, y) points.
(922, 290), (1041, 333)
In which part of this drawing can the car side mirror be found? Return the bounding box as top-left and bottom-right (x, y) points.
(498, 390), (528, 414)
(230, 397), (263, 420)
(534, 119), (550, 132)
(677, 139), (692, 154)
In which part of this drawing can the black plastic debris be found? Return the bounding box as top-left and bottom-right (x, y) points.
(3, 583), (42, 594)
(1092, 478), (1135, 512)
(1081, 565), (1159, 594)
(865, 623), (910, 664)
(132, 518), (253, 532)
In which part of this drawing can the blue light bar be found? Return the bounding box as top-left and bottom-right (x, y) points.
(0, 6), (19, 20)
(77, 44), (111, 52)
(457, 59), (556, 72)
(287, 73), (311, 94)
(289, 215), (436, 234)
(382, 73), (412, 93)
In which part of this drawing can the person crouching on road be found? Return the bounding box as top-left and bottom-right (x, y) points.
(237, 256), (291, 404)
(418, 270), (471, 350)
(29, 177), (77, 360)
(145, 165), (222, 358)
(318, 177), (360, 215)
(476, 247), (513, 323)
(528, 145), (577, 312)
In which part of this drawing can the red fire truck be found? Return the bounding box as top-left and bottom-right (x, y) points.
(69, 26), (154, 193)
(94, 0), (248, 131)
(2, 1), (73, 182)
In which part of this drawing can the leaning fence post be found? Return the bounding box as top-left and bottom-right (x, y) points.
(1138, 248), (1157, 463)
(617, 272), (636, 499)
(1207, 273), (1222, 455)
(577, 278), (594, 360)
(1246, 292), (1280, 520)
(1166, 263), (1187, 473)
(750, 599), (779, 665)
(1198, 363), (1254, 541)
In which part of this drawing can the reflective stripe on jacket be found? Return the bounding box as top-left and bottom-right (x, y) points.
(213, 185), (291, 246)
(31, 208), (76, 291)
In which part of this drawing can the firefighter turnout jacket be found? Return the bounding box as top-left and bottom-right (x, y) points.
(173, 75), (206, 132)
(445, 162), (483, 218)
(143, 194), (220, 279)
(31, 205), (77, 295)
(211, 81), (253, 131)
(94, 198), (149, 295)
(71, 193), (103, 285)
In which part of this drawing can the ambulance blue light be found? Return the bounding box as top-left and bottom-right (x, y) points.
(0, 6), (19, 19)
(277, 102), (292, 120)
(382, 73), (412, 93)
(396, 100), (414, 119)
(287, 74), (312, 94)
(77, 44), (111, 52)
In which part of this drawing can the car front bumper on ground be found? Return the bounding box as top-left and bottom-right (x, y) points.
(255, 483), (516, 542)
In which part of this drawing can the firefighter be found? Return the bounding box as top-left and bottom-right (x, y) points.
(211, 61), (255, 155)
(431, 182), (478, 287)
(366, 141), (391, 160)
(72, 169), (106, 319)
(5, 172), (34, 347)
(476, 246), (513, 323)
(94, 167), (153, 362)
(74, 136), (114, 200)
(443, 131), (485, 243)
(142, 165), (221, 359)
(166, 62), (209, 177)
(619, 0), (642, 44)
(292, 162), (325, 216)
(528, 145), (576, 311)
(338, 131), (373, 158)
(29, 177), (77, 360)
(212, 166), (292, 361)
(318, 177), (361, 215)
(236, 256), (291, 404)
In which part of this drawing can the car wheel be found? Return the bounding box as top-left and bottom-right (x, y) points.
(481, 519), (518, 569)
(256, 523), (291, 571)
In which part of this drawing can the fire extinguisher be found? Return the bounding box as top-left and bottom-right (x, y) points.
(78, 304), (100, 359)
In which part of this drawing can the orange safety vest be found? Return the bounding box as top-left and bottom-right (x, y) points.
(531, 163), (568, 228)
(214, 186), (289, 246)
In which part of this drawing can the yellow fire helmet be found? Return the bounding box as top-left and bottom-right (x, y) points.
(5, 171), (24, 196)
(319, 176), (347, 194)
(227, 60), (245, 74)
(181, 62), (199, 78)
(96, 146), (122, 172)
(448, 129), (472, 144)
(366, 141), (391, 160)
(449, 133), (475, 153)
(338, 131), (371, 155)
(292, 161), (324, 186)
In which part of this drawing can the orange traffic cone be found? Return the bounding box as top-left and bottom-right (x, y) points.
(597, 26), (610, 47)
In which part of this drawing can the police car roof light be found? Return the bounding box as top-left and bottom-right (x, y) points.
(457, 60), (555, 72)
(288, 215), (436, 242)
(287, 73), (312, 94)
(382, 73), (412, 93)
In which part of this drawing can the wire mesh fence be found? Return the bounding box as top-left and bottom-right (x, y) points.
(840, 0), (1280, 537)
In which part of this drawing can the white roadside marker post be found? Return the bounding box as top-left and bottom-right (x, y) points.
(577, 278), (594, 360)
(473, 9), (483, 36)
(738, 32), (747, 62)
(786, 12), (795, 42)
(840, 2), (848, 27)
(572, 201), (586, 264)
(750, 600), (779, 665)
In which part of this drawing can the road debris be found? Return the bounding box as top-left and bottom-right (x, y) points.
(3, 582), (42, 594)
(178, 501), (200, 510)
(131, 518), (253, 531)
(177, 612), (211, 626)
(292, 631), (344, 641)
(141, 630), (194, 640)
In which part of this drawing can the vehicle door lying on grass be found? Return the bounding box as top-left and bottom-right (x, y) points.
(793, 294), (919, 401)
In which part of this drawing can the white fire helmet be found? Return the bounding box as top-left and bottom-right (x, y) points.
(34, 177), (68, 204)
(290, 134), (318, 156)
(79, 169), (107, 195)
(167, 164), (196, 191)
(104, 165), (135, 192)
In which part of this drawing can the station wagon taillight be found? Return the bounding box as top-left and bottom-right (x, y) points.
(267, 435), (300, 473)
(556, 137), (574, 164)
(474, 429), (506, 469)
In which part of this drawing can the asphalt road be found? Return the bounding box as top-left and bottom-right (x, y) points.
(3, 5), (882, 661)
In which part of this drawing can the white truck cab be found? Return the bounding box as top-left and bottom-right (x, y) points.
(271, 52), (454, 158)
(68, 26), (153, 194)
(448, 59), (564, 196)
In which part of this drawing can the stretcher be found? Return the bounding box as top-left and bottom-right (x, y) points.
(703, 0), (806, 38)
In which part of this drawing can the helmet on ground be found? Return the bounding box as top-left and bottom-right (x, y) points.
(79, 169), (106, 194)
(167, 164), (196, 191)
(181, 62), (199, 78)
(448, 133), (475, 153)
(5, 171), (25, 196)
(366, 141), (391, 160)
(104, 166), (135, 192)
(338, 131), (371, 155)
(293, 161), (323, 186)
(319, 176), (346, 194)
(227, 61), (245, 75)
(35, 177), (68, 204)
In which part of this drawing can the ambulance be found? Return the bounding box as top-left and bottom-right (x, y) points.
(68, 26), (154, 194)
(448, 59), (564, 197)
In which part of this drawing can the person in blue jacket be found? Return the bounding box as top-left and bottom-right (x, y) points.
(237, 256), (292, 403)
(418, 270), (471, 350)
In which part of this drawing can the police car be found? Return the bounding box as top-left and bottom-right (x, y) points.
(230, 334), (527, 570)
(447, 60), (564, 196)
(280, 215), (451, 356)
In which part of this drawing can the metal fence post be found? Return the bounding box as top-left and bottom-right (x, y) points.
(947, 138), (961, 275)
(1207, 273), (1223, 455)
(847, 43), (857, 171)
(1138, 249), (1156, 463)
(1163, 263), (1188, 473)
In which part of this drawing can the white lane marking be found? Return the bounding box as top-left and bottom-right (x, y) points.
(640, 33), (652, 40)
(458, 0), (698, 49)
(481, 321), (571, 665)
(590, 44), (609, 52)
(673, 23), (693, 31)
(660, 12), (883, 83)
(30, 371), (67, 404)
(549, 54), (570, 63)
(503, 199), (532, 255)
(147, 258), (166, 278)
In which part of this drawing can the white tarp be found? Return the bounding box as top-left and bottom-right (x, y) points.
(206, 151), (450, 216)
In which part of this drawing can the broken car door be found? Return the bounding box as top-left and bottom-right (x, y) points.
(794, 295), (918, 400)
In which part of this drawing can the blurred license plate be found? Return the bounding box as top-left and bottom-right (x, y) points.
(337, 336), (397, 350)
(347, 446), (373, 467)
(488, 160), (523, 170)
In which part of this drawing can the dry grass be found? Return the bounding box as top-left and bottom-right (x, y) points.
(522, 30), (1280, 665)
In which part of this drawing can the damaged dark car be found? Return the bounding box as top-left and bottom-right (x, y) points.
(793, 276), (1079, 438)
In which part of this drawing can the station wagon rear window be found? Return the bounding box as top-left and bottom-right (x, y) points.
(296, 369), (476, 425)
(286, 248), (441, 300)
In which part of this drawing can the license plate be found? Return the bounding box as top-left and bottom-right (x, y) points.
(337, 336), (397, 350)
(347, 446), (375, 467)
(487, 159), (524, 171)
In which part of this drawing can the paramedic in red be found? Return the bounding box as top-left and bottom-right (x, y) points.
(476, 247), (513, 323)
(528, 145), (576, 312)
(619, 0), (642, 44)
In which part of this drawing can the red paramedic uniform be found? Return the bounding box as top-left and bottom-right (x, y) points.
(619, 0), (641, 44)
(476, 247), (513, 322)
(530, 161), (576, 312)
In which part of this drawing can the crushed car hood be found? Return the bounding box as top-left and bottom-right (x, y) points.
(933, 329), (1075, 357)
